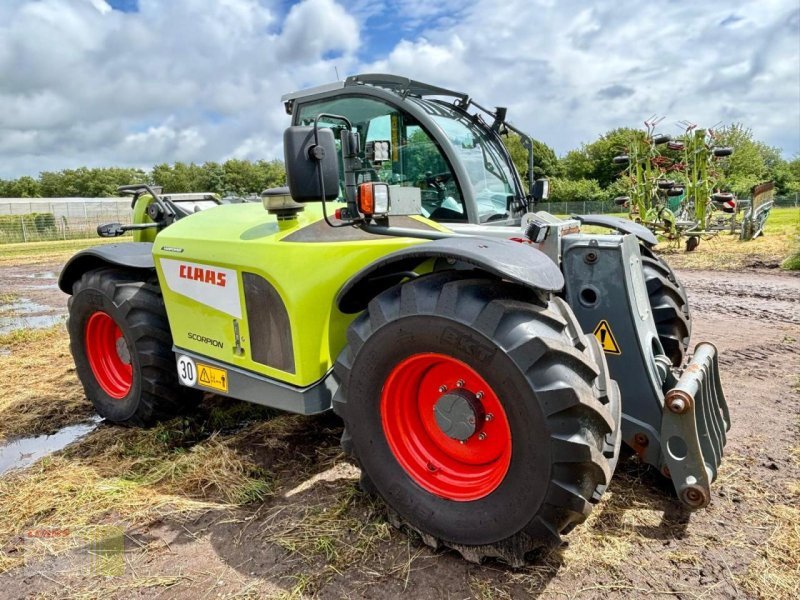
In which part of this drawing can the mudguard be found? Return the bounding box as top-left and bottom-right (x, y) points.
(572, 214), (658, 247)
(59, 242), (155, 293)
(337, 236), (564, 313)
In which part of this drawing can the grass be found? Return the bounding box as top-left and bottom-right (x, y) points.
(0, 412), (278, 574)
(0, 325), (92, 442)
(0, 335), (796, 596)
(0, 236), (120, 266)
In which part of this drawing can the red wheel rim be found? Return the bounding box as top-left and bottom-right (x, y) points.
(84, 311), (132, 399)
(381, 353), (512, 501)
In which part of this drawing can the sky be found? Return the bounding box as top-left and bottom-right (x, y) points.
(0, 0), (798, 179)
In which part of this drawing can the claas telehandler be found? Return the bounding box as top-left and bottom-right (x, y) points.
(60, 74), (728, 566)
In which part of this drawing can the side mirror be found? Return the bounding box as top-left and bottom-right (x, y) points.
(652, 134), (671, 145)
(533, 178), (549, 201)
(712, 147), (733, 157)
(97, 222), (124, 237)
(612, 155), (630, 165)
(283, 126), (340, 202)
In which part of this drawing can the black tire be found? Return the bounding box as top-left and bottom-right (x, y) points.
(67, 267), (201, 426)
(640, 245), (692, 367)
(333, 271), (621, 566)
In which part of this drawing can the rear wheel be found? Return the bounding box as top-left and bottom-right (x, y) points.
(67, 267), (201, 426)
(640, 245), (692, 366)
(333, 271), (620, 566)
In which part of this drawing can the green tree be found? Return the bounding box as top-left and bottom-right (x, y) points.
(784, 157), (800, 194)
(0, 175), (42, 197)
(559, 149), (594, 180)
(710, 123), (794, 196)
(561, 128), (645, 188)
(548, 177), (604, 203)
(501, 133), (558, 186)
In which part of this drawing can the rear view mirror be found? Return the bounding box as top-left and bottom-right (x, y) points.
(97, 222), (124, 237)
(283, 126), (340, 202)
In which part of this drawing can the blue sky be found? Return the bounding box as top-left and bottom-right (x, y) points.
(0, 0), (797, 178)
(107, 0), (137, 12)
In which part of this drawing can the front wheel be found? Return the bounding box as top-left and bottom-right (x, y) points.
(333, 272), (621, 566)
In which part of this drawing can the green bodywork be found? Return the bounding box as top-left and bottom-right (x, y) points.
(152, 202), (439, 387)
(132, 195), (158, 243)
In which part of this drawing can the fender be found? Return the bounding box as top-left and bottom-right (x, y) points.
(572, 214), (658, 247)
(337, 236), (564, 313)
(58, 242), (155, 293)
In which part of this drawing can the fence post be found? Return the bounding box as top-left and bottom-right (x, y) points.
(20, 215), (27, 243)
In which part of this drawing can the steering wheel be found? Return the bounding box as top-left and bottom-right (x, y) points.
(425, 171), (453, 190)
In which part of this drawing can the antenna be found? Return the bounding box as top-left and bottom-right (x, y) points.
(335, 66), (340, 81)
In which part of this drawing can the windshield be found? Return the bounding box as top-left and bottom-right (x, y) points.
(407, 98), (523, 222)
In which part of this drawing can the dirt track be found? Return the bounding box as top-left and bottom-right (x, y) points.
(0, 264), (798, 599)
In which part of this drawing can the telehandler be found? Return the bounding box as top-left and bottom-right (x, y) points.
(60, 74), (728, 566)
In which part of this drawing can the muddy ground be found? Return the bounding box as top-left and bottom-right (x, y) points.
(0, 261), (798, 599)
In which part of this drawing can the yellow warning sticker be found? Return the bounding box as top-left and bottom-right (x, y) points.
(593, 320), (621, 355)
(197, 363), (228, 392)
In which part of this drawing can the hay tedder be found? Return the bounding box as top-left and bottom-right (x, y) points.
(60, 74), (729, 566)
(612, 121), (775, 250)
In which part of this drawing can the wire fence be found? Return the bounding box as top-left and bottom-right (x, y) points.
(0, 195), (798, 245)
(0, 198), (132, 244)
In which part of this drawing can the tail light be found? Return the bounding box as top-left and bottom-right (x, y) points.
(358, 182), (390, 216)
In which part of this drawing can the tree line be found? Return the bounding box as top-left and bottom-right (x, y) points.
(1, 124), (797, 202)
(0, 159), (285, 199)
(505, 124), (799, 203)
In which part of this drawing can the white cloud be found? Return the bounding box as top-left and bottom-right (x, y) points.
(0, 0), (797, 179)
(368, 0), (800, 157)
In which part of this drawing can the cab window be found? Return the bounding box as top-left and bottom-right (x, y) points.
(295, 96), (466, 221)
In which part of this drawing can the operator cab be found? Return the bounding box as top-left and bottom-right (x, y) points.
(283, 74), (527, 225)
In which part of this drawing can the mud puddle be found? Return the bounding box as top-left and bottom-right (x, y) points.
(0, 417), (101, 475)
(0, 263), (66, 333)
(0, 296), (66, 334)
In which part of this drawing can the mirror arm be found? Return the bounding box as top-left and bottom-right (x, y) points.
(310, 113), (360, 228)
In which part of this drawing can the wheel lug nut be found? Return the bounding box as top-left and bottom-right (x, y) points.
(456, 379), (465, 387)
(485, 413), (493, 422)
(438, 385), (447, 393)
(478, 432), (487, 441)
(476, 392), (484, 400)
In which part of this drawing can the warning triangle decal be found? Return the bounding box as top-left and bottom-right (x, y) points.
(593, 320), (621, 355)
(199, 367), (212, 384)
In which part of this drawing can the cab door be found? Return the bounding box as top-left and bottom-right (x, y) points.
(292, 95), (469, 222)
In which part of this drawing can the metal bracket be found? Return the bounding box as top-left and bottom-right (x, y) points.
(660, 343), (730, 508)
